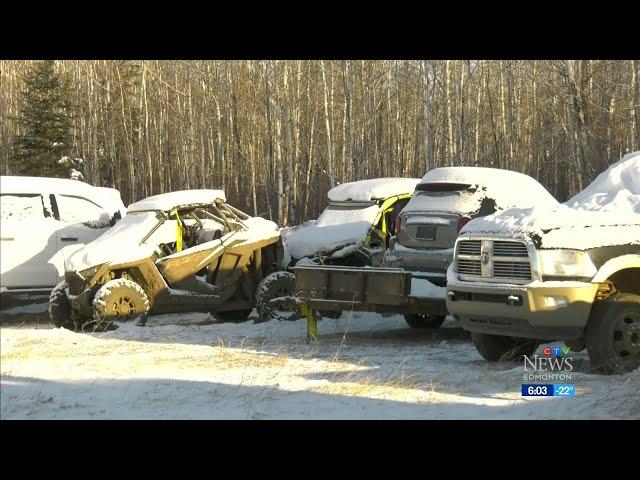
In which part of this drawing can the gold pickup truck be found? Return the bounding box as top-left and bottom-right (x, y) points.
(446, 227), (639, 374)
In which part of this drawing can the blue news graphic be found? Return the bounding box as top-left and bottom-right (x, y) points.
(521, 384), (575, 397)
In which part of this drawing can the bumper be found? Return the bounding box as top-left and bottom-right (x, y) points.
(384, 244), (451, 286)
(446, 278), (598, 340)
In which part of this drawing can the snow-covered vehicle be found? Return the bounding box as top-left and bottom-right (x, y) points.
(256, 178), (420, 321)
(384, 167), (558, 329)
(49, 189), (280, 330)
(0, 176), (126, 296)
(446, 152), (640, 374)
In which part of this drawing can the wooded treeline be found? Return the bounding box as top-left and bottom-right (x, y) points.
(1, 60), (638, 225)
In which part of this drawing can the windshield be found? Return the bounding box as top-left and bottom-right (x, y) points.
(316, 203), (380, 227)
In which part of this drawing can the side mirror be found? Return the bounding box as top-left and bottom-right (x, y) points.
(111, 210), (122, 226)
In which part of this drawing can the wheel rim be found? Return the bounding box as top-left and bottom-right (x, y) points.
(612, 311), (640, 358)
(111, 295), (136, 317)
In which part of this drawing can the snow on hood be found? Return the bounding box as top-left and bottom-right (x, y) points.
(66, 212), (165, 271)
(281, 205), (380, 265)
(66, 212), (279, 272)
(128, 189), (226, 212)
(327, 178), (420, 202)
(460, 152), (640, 249)
(413, 166), (558, 213)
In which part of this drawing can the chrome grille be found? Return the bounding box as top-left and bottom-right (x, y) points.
(493, 261), (531, 280)
(457, 259), (481, 276)
(456, 239), (532, 284)
(458, 240), (481, 255)
(493, 241), (528, 257)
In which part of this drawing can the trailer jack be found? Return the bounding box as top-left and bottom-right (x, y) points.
(301, 302), (318, 343)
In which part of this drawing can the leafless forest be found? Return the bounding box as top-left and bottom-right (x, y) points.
(1, 60), (638, 225)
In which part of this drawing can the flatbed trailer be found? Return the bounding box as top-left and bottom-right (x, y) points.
(293, 265), (448, 341)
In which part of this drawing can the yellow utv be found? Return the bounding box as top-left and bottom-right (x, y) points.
(257, 178), (420, 320)
(49, 189), (281, 330)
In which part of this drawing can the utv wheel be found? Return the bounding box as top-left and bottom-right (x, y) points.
(215, 310), (252, 323)
(472, 333), (537, 362)
(256, 271), (302, 322)
(404, 313), (446, 329)
(49, 281), (75, 329)
(585, 293), (640, 375)
(92, 278), (150, 329)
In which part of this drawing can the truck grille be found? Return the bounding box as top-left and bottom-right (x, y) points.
(458, 240), (481, 255)
(457, 258), (481, 276)
(493, 241), (528, 257)
(456, 239), (532, 284)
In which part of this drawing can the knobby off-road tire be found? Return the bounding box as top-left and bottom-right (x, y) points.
(49, 281), (75, 329)
(404, 313), (446, 329)
(472, 333), (537, 362)
(92, 278), (150, 329)
(255, 271), (303, 322)
(585, 293), (640, 375)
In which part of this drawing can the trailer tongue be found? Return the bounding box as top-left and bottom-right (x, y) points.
(293, 265), (448, 341)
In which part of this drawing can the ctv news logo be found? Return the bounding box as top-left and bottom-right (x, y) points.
(523, 345), (573, 381)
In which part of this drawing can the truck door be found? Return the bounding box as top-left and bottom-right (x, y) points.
(0, 194), (60, 289)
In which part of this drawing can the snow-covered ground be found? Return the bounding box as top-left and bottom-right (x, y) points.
(1, 310), (637, 419)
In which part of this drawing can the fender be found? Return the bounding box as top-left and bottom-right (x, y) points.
(591, 254), (640, 283)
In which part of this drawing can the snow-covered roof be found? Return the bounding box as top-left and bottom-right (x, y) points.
(460, 152), (640, 249)
(566, 151), (640, 213)
(420, 167), (557, 209)
(404, 167), (558, 214)
(327, 178), (420, 202)
(128, 189), (226, 212)
(421, 166), (533, 185)
(1, 175), (99, 197)
(0, 176), (126, 215)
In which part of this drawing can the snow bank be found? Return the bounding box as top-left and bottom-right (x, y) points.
(413, 167), (558, 213)
(128, 189), (226, 212)
(461, 152), (640, 249)
(328, 178), (420, 202)
(281, 205), (379, 262)
(2, 315), (637, 419)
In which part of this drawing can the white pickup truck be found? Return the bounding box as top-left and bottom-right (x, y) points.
(0, 176), (126, 295)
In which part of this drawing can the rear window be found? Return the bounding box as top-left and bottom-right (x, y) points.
(403, 188), (484, 215)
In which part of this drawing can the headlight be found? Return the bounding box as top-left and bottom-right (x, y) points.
(538, 249), (596, 278)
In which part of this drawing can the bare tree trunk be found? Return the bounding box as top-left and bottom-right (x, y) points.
(320, 60), (335, 188)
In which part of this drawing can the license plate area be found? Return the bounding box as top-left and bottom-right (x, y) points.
(416, 225), (436, 240)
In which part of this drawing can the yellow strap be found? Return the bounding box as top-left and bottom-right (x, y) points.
(174, 210), (183, 252)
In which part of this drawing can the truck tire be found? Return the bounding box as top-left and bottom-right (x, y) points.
(585, 293), (640, 374)
(404, 313), (446, 329)
(255, 271), (303, 322)
(49, 281), (75, 330)
(472, 333), (537, 362)
(92, 278), (150, 329)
